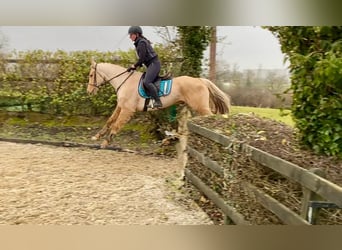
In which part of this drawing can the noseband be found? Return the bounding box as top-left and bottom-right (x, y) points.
(89, 63), (109, 89)
(89, 63), (133, 92)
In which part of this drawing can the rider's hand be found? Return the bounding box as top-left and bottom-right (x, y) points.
(127, 65), (136, 72)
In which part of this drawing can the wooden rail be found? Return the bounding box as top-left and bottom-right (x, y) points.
(185, 169), (250, 225)
(0, 137), (126, 152)
(2, 58), (183, 64)
(3, 58), (61, 63)
(245, 182), (310, 225)
(186, 122), (342, 225)
(187, 147), (224, 176)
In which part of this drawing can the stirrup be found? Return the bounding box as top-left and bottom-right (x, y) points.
(148, 99), (162, 109)
(154, 102), (163, 108)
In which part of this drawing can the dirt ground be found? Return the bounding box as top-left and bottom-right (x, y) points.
(1, 110), (340, 225)
(0, 141), (212, 225)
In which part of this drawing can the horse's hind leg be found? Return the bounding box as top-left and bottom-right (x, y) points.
(195, 106), (212, 116)
(184, 87), (212, 115)
(92, 106), (121, 141)
(101, 109), (134, 148)
(187, 97), (212, 115)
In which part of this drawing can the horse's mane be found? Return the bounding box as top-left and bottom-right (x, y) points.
(100, 62), (125, 70)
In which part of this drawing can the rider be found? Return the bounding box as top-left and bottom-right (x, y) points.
(127, 26), (163, 108)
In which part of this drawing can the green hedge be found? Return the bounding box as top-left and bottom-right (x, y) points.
(0, 47), (181, 116)
(266, 27), (342, 157)
(0, 50), (125, 115)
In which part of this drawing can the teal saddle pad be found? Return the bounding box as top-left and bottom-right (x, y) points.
(138, 78), (173, 98)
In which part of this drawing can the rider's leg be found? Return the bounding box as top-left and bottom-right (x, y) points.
(144, 60), (162, 108)
(144, 82), (162, 108)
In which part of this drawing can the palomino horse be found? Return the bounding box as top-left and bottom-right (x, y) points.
(87, 60), (230, 148)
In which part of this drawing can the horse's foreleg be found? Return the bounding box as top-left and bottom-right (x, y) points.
(100, 109), (134, 148)
(92, 106), (121, 141)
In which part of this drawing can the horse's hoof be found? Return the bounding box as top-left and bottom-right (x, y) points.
(91, 135), (99, 141)
(100, 140), (109, 149)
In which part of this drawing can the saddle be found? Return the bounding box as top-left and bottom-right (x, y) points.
(138, 72), (173, 99)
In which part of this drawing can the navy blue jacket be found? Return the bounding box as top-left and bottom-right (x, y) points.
(134, 37), (158, 68)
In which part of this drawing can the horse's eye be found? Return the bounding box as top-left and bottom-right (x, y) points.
(89, 74), (93, 77)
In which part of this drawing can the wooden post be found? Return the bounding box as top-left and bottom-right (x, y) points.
(300, 168), (326, 224)
(224, 215), (235, 225)
(176, 105), (191, 180)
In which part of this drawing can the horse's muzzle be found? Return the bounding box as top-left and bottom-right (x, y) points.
(87, 85), (98, 95)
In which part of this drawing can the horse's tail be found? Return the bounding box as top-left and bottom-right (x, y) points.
(201, 78), (231, 114)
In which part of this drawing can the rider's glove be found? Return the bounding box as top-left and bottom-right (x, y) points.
(127, 66), (136, 72)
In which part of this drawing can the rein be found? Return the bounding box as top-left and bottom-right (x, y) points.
(116, 71), (134, 92)
(91, 63), (133, 92)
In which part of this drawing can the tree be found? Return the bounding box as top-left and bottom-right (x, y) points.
(265, 26), (342, 157)
(176, 26), (212, 77)
(0, 30), (9, 75)
(152, 26), (183, 76)
(209, 26), (217, 82)
(0, 30), (8, 52)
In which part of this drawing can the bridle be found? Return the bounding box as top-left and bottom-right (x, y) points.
(89, 63), (134, 92)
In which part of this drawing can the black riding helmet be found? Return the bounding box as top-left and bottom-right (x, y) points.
(128, 26), (143, 35)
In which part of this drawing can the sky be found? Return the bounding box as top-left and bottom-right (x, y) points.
(0, 26), (289, 71)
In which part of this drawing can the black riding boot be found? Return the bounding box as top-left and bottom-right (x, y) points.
(148, 83), (163, 108)
(153, 97), (163, 108)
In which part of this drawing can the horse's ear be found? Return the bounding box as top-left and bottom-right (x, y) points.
(90, 57), (96, 66)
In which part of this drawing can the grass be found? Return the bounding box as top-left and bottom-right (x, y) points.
(231, 106), (294, 127)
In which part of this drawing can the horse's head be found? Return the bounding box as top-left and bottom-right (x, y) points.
(87, 59), (98, 95)
(87, 59), (107, 95)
